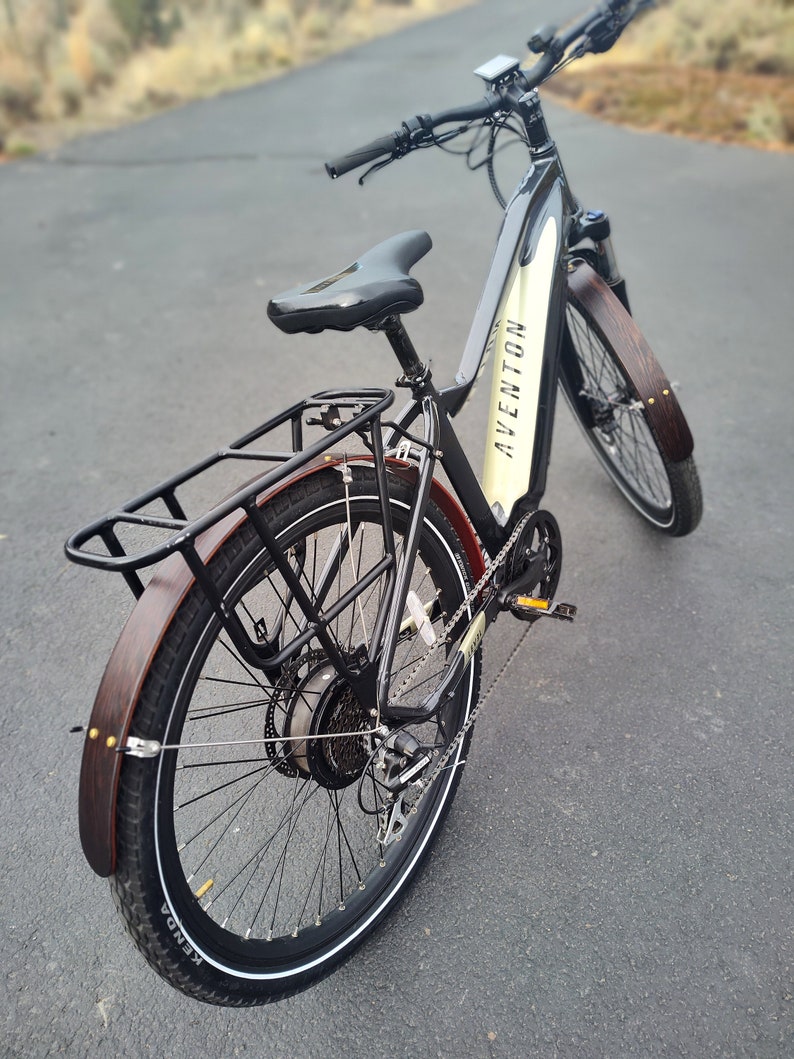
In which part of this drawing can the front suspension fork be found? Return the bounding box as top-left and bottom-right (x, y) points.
(571, 208), (631, 314)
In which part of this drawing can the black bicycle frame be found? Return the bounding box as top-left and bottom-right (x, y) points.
(391, 93), (577, 541)
(371, 93), (581, 719)
(66, 93), (584, 728)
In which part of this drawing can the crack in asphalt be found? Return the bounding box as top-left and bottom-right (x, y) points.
(42, 153), (261, 167)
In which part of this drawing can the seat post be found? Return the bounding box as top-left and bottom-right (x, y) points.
(379, 314), (429, 384)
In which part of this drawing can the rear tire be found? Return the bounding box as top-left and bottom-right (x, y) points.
(111, 467), (480, 1004)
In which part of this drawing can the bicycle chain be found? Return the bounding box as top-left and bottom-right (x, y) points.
(387, 511), (535, 815)
(389, 510), (532, 706)
(407, 611), (535, 818)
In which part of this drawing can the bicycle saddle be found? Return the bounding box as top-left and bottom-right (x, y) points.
(267, 230), (432, 334)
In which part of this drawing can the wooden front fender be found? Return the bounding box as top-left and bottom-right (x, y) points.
(566, 261), (694, 463)
(78, 457), (485, 877)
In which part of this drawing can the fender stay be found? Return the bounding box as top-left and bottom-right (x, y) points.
(565, 262), (694, 463)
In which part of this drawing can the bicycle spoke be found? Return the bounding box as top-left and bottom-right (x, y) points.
(566, 303), (672, 510)
(112, 467), (477, 1003)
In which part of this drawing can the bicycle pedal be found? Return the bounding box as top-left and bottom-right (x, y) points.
(506, 595), (577, 622)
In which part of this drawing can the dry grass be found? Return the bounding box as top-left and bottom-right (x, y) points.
(549, 63), (794, 150)
(0, 0), (470, 155)
(607, 0), (794, 77)
(545, 0), (794, 150)
(5, 0), (793, 155)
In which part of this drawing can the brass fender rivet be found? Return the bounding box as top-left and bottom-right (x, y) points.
(88, 727), (100, 740)
(663, 388), (670, 396)
(647, 397), (655, 405)
(106, 736), (117, 749)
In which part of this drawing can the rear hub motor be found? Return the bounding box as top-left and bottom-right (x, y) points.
(282, 659), (372, 789)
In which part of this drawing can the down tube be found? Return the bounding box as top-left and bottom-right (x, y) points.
(481, 178), (568, 521)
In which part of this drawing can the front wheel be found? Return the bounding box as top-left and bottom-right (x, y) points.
(110, 467), (480, 1005)
(561, 272), (702, 536)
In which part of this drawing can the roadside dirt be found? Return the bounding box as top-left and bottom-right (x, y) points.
(546, 62), (794, 152)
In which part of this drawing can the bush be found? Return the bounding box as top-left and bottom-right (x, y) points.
(0, 52), (43, 120)
(300, 9), (332, 39)
(745, 96), (787, 143)
(623, 0), (794, 77)
(82, 0), (131, 60)
(54, 66), (84, 113)
(109, 0), (177, 47)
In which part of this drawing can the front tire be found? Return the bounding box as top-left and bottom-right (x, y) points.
(111, 467), (480, 1004)
(561, 289), (702, 536)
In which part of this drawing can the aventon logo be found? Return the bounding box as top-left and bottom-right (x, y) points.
(482, 215), (558, 518)
(493, 319), (527, 460)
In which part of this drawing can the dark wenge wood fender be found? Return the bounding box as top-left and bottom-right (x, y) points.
(78, 457), (486, 877)
(565, 261), (694, 463)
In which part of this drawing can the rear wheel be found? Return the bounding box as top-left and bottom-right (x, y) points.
(561, 290), (702, 536)
(111, 467), (480, 1004)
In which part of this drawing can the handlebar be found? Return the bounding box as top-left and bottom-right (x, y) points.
(325, 96), (500, 179)
(326, 134), (404, 179)
(325, 0), (643, 180)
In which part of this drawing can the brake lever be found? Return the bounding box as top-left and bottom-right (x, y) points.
(357, 122), (471, 184)
(357, 156), (397, 186)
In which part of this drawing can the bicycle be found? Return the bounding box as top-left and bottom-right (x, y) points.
(65, 0), (701, 1005)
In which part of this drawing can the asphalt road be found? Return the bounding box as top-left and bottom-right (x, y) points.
(1, 0), (792, 1055)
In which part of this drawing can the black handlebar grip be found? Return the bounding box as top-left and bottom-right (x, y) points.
(325, 134), (399, 179)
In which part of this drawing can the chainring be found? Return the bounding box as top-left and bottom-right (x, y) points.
(507, 510), (563, 619)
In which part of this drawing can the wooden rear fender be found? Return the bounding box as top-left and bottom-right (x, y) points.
(78, 456), (485, 877)
(565, 261), (694, 463)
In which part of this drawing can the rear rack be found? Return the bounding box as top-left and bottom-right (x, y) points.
(65, 388), (395, 603)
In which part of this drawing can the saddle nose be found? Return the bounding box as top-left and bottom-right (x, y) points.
(267, 230), (432, 335)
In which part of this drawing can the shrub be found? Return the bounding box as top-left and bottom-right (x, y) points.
(232, 20), (273, 68)
(13, 0), (54, 72)
(109, 0), (177, 47)
(746, 96), (787, 142)
(82, 0), (131, 60)
(0, 51), (43, 119)
(54, 65), (84, 113)
(623, 0), (794, 77)
(300, 9), (332, 39)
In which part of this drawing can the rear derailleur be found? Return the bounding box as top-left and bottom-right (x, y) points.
(374, 730), (434, 846)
